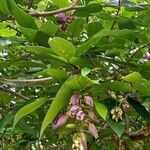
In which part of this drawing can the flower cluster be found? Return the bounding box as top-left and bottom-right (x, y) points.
(52, 94), (99, 140)
(111, 106), (123, 122)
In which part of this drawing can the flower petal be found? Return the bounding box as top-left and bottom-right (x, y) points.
(52, 112), (68, 129)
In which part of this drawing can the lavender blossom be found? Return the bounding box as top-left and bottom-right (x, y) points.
(70, 94), (80, 106)
(56, 13), (67, 24)
(84, 96), (94, 107)
(52, 112), (68, 129)
(70, 105), (80, 116)
(76, 110), (85, 121)
(88, 123), (99, 139)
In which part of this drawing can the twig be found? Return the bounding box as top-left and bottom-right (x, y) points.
(0, 86), (29, 100)
(30, 6), (82, 17)
(110, 0), (121, 30)
(3, 77), (53, 85)
(29, 0), (81, 17)
(129, 42), (150, 59)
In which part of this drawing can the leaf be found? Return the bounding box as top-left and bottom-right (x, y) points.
(122, 72), (143, 83)
(13, 98), (47, 128)
(40, 75), (93, 137)
(49, 37), (76, 60)
(7, 0), (37, 29)
(52, 0), (71, 8)
(106, 141), (115, 150)
(0, 28), (17, 37)
(81, 67), (91, 77)
(102, 81), (133, 92)
(39, 22), (58, 36)
(0, 92), (11, 106)
(19, 26), (37, 41)
(47, 68), (69, 81)
(107, 117), (125, 137)
(74, 3), (102, 17)
(67, 18), (85, 37)
(95, 101), (107, 120)
(69, 57), (91, 68)
(0, 0), (10, 15)
(75, 29), (136, 56)
(127, 96), (150, 123)
(87, 22), (103, 37)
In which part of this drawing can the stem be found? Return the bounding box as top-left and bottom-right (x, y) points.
(129, 42), (150, 59)
(2, 77), (53, 85)
(0, 86), (29, 100)
(110, 0), (121, 30)
(30, 0), (81, 17)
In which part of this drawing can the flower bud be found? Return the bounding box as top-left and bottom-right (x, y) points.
(56, 13), (67, 24)
(76, 110), (85, 121)
(84, 96), (94, 107)
(88, 123), (99, 139)
(70, 105), (80, 117)
(52, 112), (69, 129)
(70, 95), (80, 106)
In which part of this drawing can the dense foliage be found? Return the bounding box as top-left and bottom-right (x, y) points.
(0, 0), (150, 149)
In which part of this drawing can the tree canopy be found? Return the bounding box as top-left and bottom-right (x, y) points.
(0, 0), (150, 149)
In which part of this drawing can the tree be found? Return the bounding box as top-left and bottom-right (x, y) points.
(0, 0), (150, 149)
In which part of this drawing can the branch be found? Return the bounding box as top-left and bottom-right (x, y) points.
(30, 6), (82, 17)
(29, 0), (81, 17)
(110, 0), (121, 30)
(0, 86), (29, 100)
(129, 42), (150, 59)
(3, 77), (53, 85)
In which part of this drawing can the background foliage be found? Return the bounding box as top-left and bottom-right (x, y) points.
(0, 0), (150, 149)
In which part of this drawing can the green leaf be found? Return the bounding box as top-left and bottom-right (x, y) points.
(122, 72), (143, 83)
(107, 117), (125, 137)
(95, 101), (107, 120)
(0, 28), (17, 37)
(127, 96), (150, 123)
(52, 0), (71, 8)
(40, 75), (93, 137)
(74, 3), (102, 17)
(13, 98), (47, 128)
(40, 81), (73, 138)
(49, 37), (76, 60)
(106, 141), (115, 150)
(39, 22), (58, 36)
(0, 92), (11, 106)
(47, 68), (69, 81)
(0, 0), (10, 14)
(7, 0), (37, 29)
(75, 29), (136, 56)
(19, 26), (37, 41)
(67, 18), (85, 37)
(69, 57), (91, 68)
(81, 67), (91, 77)
(87, 22), (103, 37)
(102, 81), (133, 92)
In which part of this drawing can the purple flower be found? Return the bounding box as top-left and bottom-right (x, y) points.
(56, 13), (67, 24)
(88, 123), (99, 139)
(70, 94), (80, 106)
(52, 112), (68, 129)
(76, 110), (85, 121)
(84, 96), (94, 107)
(70, 105), (80, 116)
